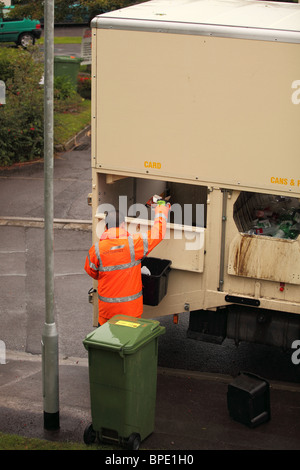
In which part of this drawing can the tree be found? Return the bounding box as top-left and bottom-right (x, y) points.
(8, 0), (299, 21)
(9, 0), (146, 24)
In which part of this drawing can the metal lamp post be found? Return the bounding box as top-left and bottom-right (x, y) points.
(42, 0), (59, 431)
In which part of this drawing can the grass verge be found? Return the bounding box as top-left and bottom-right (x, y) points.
(0, 431), (121, 450)
(54, 98), (91, 148)
(0, 432), (92, 450)
(40, 36), (83, 45)
(1, 37), (82, 47)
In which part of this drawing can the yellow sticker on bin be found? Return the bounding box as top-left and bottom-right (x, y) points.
(115, 320), (141, 328)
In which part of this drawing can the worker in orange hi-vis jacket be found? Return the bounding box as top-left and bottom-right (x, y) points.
(84, 200), (170, 326)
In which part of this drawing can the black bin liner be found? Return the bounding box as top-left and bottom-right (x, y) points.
(142, 257), (172, 306)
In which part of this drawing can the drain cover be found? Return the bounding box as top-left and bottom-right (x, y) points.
(74, 143), (90, 151)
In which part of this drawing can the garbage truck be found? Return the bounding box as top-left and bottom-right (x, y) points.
(87, 0), (300, 350)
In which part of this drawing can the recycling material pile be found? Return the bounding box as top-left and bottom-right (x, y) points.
(244, 197), (300, 240)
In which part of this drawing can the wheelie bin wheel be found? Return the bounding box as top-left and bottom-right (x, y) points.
(83, 423), (97, 445)
(127, 433), (141, 450)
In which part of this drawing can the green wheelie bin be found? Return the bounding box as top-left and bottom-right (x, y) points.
(54, 55), (81, 87)
(82, 315), (165, 450)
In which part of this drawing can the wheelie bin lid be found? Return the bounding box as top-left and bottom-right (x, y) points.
(83, 315), (165, 355)
(54, 55), (82, 63)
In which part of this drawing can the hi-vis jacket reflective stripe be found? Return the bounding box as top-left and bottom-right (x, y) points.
(84, 204), (170, 322)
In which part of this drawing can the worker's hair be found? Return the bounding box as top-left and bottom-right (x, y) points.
(105, 210), (125, 229)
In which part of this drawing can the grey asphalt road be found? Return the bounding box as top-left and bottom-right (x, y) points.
(54, 43), (81, 56)
(53, 25), (86, 57)
(54, 26), (87, 37)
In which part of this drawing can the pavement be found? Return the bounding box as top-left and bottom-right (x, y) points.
(0, 131), (300, 452)
(1, 350), (300, 453)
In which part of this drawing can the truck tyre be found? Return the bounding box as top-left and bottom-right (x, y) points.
(17, 32), (35, 48)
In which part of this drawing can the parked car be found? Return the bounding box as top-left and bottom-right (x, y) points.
(0, 9), (42, 47)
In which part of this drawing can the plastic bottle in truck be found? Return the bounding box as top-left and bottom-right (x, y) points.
(88, 0), (300, 351)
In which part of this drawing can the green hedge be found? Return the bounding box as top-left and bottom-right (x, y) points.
(0, 47), (91, 167)
(0, 47), (44, 166)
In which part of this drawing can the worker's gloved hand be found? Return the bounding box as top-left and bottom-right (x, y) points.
(153, 195), (171, 207)
(156, 199), (171, 210)
(156, 199), (171, 211)
(146, 194), (171, 209)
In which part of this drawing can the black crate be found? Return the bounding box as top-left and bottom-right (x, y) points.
(227, 372), (270, 428)
(142, 257), (171, 306)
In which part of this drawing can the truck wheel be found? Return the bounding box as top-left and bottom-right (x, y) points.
(127, 433), (141, 450)
(83, 423), (96, 445)
(17, 32), (35, 48)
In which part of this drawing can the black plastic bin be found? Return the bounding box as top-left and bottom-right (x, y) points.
(142, 257), (171, 306)
(227, 372), (271, 428)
